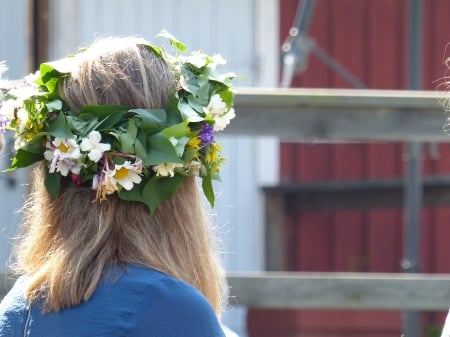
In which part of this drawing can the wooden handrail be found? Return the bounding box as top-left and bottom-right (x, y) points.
(229, 88), (449, 142)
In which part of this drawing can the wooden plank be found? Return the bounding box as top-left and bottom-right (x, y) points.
(227, 272), (450, 310)
(230, 88), (450, 142)
(263, 175), (450, 212)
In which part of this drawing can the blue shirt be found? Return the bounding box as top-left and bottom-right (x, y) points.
(0, 264), (226, 337)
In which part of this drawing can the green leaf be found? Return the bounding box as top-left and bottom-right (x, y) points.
(219, 88), (235, 107)
(118, 118), (138, 153)
(145, 133), (184, 166)
(46, 99), (63, 112)
(48, 113), (73, 139)
(178, 102), (203, 122)
(65, 116), (98, 137)
(142, 174), (185, 213)
(39, 63), (62, 93)
(135, 130), (147, 160)
(118, 133), (135, 154)
(143, 44), (162, 57)
(21, 133), (47, 153)
(161, 120), (189, 139)
(157, 29), (188, 52)
(130, 108), (167, 134)
(4, 133), (46, 171)
(171, 136), (190, 157)
(78, 106), (129, 133)
(44, 171), (61, 199)
(201, 173), (215, 208)
(187, 94), (208, 112)
(5, 150), (43, 171)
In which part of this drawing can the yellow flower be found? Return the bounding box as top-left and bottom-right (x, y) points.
(206, 143), (222, 163)
(187, 136), (201, 151)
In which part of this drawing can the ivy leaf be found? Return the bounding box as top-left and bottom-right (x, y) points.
(65, 116), (98, 137)
(187, 94), (208, 112)
(219, 88), (235, 107)
(157, 29), (188, 52)
(5, 150), (43, 172)
(161, 120), (189, 139)
(38, 63), (62, 93)
(142, 174), (185, 213)
(118, 118), (138, 153)
(44, 171), (61, 200)
(143, 43), (162, 57)
(130, 108), (167, 134)
(119, 133), (135, 154)
(45, 99), (63, 112)
(78, 106), (128, 133)
(135, 130), (147, 160)
(201, 173), (215, 208)
(4, 133), (46, 171)
(178, 102), (203, 122)
(145, 133), (184, 166)
(166, 94), (183, 125)
(48, 113), (73, 139)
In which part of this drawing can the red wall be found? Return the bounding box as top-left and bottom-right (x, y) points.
(248, 0), (450, 336)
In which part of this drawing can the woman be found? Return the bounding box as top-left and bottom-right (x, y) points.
(0, 33), (236, 336)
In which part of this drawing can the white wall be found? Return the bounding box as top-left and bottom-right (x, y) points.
(0, 0), (29, 271)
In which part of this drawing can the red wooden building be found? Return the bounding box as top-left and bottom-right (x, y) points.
(248, 0), (450, 336)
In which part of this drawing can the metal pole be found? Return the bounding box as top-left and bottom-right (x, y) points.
(280, 0), (317, 87)
(403, 0), (423, 336)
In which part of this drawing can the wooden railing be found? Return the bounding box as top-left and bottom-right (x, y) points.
(229, 88), (448, 142)
(226, 272), (450, 310)
(3, 271), (450, 311)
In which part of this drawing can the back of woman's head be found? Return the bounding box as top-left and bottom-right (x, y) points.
(60, 37), (174, 111)
(16, 36), (224, 314)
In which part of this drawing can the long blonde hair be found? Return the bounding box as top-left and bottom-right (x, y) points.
(13, 37), (225, 314)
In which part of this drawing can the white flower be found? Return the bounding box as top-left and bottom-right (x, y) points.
(214, 107), (235, 131)
(55, 158), (84, 176)
(80, 131), (111, 162)
(203, 94), (236, 131)
(53, 137), (81, 159)
(185, 51), (208, 68)
(209, 54), (226, 69)
(153, 162), (184, 177)
(46, 137), (82, 175)
(112, 160), (143, 190)
(0, 99), (18, 120)
(16, 108), (29, 133)
(9, 84), (39, 101)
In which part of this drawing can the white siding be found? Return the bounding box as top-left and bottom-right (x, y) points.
(0, 0), (29, 271)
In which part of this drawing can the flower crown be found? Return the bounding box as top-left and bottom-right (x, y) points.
(0, 31), (236, 212)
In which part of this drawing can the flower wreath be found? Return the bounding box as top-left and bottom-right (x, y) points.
(0, 31), (236, 212)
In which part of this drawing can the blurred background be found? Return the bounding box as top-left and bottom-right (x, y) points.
(1, 0), (450, 336)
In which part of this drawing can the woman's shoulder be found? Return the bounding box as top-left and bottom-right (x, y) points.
(0, 276), (29, 336)
(117, 264), (215, 314)
(115, 264), (225, 337)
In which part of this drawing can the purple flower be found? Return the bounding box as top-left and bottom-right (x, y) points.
(199, 122), (214, 144)
(0, 115), (9, 133)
